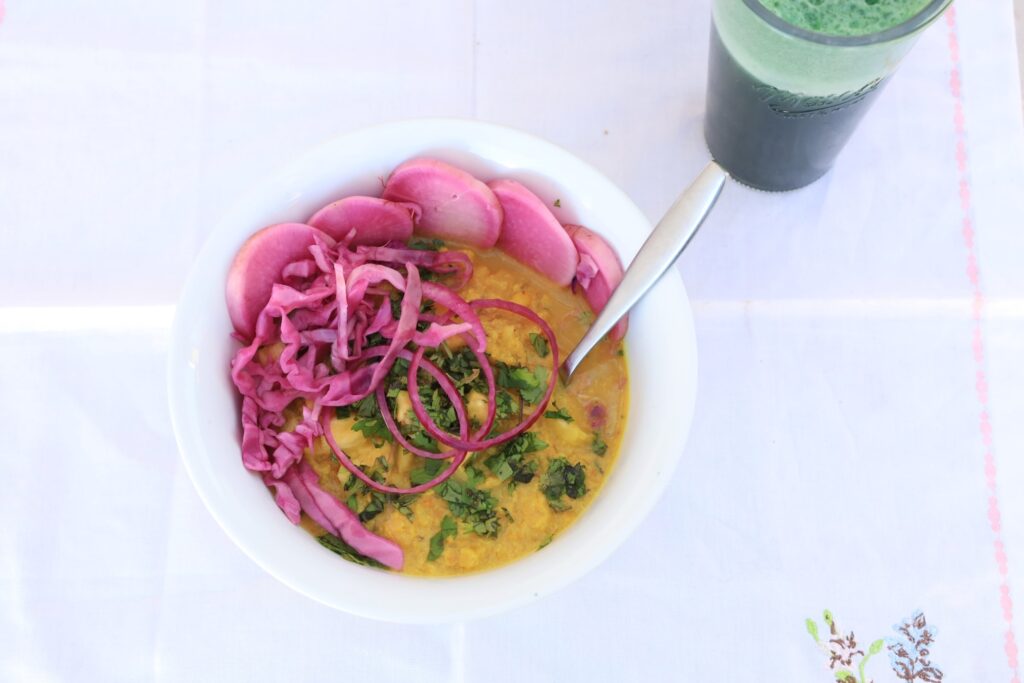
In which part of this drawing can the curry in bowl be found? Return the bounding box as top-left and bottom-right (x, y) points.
(227, 158), (629, 575)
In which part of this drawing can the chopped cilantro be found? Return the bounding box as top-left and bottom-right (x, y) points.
(538, 534), (553, 550)
(547, 497), (570, 512)
(393, 495), (417, 519)
(358, 492), (386, 522)
(406, 426), (439, 453)
(352, 416), (392, 446)
(336, 394), (379, 420)
(592, 431), (608, 456)
(408, 237), (445, 251)
(540, 457), (587, 511)
(343, 467), (418, 522)
(425, 346), (487, 397)
(427, 514), (457, 561)
(529, 332), (550, 358)
(389, 357), (411, 391)
(520, 368), (548, 404)
(410, 458), (445, 486)
(494, 389), (519, 421)
(544, 404), (573, 422)
(437, 478), (499, 536)
(422, 387), (458, 431)
(484, 431), (547, 486)
(465, 464), (486, 488)
(496, 364), (548, 404)
(318, 533), (386, 568)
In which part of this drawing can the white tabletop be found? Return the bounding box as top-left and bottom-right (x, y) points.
(2, 1), (1024, 681)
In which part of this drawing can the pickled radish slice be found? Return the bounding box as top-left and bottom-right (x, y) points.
(383, 158), (503, 247)
(489, 179), (578, 286)
(226, 222), (328, 340)
(308, 195), (417, 245)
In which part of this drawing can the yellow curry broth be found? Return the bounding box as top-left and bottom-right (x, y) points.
(296, 246), (628, 576)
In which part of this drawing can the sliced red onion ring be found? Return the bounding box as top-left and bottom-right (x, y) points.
(374, 335), (496, 460)
(322, 349), (470, 494)
(422, 282), (487, 353)
(407, 299), (558, 452)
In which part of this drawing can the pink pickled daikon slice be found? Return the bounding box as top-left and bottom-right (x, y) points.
(566, 224), (628, 340)
(307, 196), (417, 246)
(382, 158), (502, 248)
(226, 222), (326, 339)
(489, 179), (578, 286)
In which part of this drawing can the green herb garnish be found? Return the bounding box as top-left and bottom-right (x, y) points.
(408, 237), (445, 251)
(410, 458), (445, 486)
(553, 198), (562, 208)
(591, 431), (608, 456)
(344, 468), (418, 521)
(496, 365), (548, 405)
(540, 457), (587, 511)
(494, 390), (518, 421)
(336, 394), (379, 420)
(484, 431), (547, 485)
(318, 533), (386, 568)
(529, 332), (550, 358)
(358, 491), (387, 522)
(426, 346), (487, 397)
(465, 464), (486, 488)
(427, 515), (458, 561)
(544, 404), (573, 422)
(406, 426), (439, 452)
(437, 478), (499, 536)
(352, 416), (392, 446)
(394, 495), (417, 519)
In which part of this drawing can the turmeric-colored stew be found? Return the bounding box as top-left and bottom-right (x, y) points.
(303, 247), (626, 575)
(227, 158), (629, 575)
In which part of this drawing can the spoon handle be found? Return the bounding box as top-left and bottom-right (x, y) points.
(561, 160), (728, 381)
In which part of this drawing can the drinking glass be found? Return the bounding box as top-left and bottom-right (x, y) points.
(704, 0), (953, 191)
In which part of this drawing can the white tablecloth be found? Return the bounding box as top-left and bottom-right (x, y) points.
(2, 1), (1024, 681)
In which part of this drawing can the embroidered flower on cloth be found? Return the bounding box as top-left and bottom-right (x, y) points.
(887, 612), (943, 682)
(805, 610), (944, 683)
(806, 609), (884, 683)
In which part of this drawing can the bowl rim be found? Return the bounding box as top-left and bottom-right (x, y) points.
(167, 117), (697, 623)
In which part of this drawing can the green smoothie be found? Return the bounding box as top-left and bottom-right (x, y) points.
(706, 0), (949, 189)
(758, 0), (933, 36)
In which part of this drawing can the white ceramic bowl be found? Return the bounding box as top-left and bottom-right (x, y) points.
(167, 119), (697, 623)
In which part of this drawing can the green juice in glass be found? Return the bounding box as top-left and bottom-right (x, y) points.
(704, 0), (950, 191)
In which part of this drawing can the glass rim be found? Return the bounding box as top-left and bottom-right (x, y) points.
(740, 0), (952, 47)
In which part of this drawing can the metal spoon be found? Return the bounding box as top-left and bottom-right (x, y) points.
(560, 160), (728, 382)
